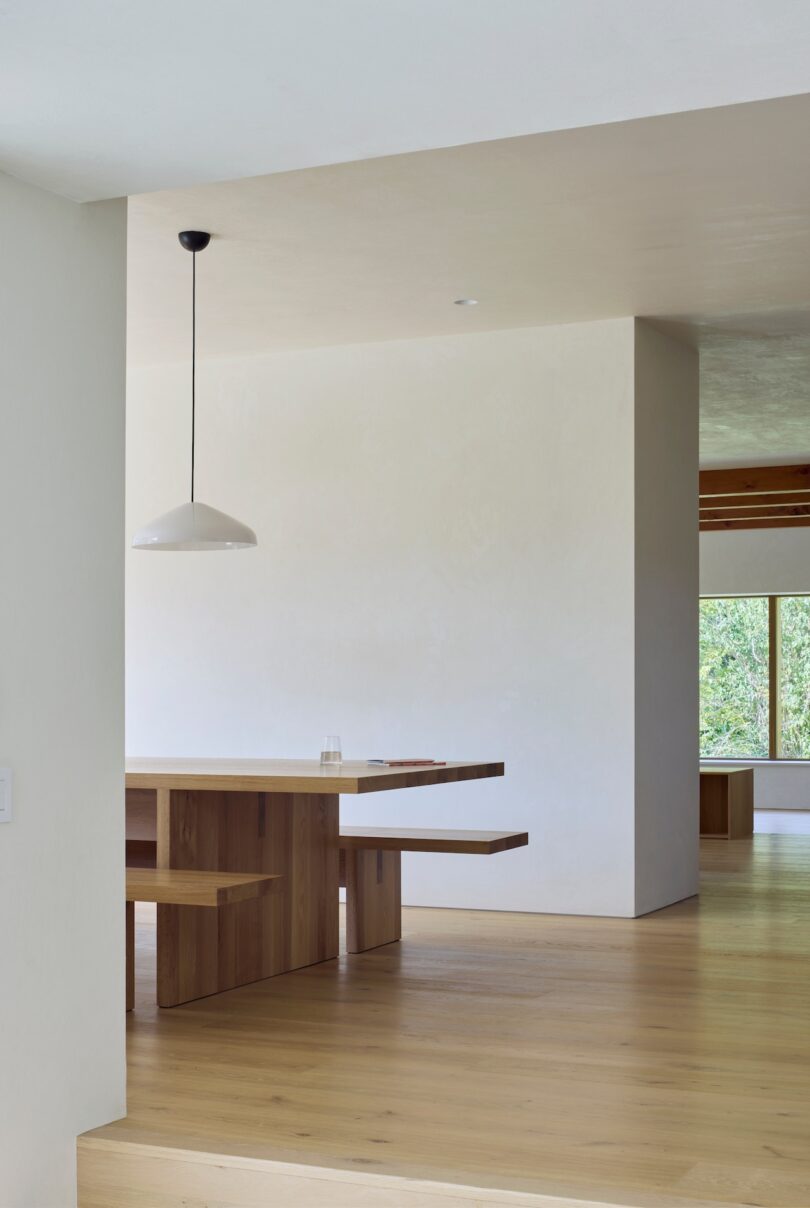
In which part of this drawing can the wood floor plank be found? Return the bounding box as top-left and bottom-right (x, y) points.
(78, 1137), (736, 1208)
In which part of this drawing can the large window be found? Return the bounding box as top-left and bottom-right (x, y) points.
(700, 595), (810, 760)
(699, 597), (770, 757)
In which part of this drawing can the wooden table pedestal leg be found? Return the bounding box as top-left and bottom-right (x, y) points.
(155, 789), (339, 1007)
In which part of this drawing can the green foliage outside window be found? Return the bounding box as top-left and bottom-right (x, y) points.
(699, 597), (769, 758)
(779, 596), (810, 758)
(700, 594), (810, 760)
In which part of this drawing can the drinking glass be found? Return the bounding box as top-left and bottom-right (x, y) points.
(320, 735), (342, 767)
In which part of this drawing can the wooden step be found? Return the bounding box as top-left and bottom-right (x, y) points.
(78, 1134), (593, 1208)
(126, 867), (280, 907)
(339, 827), (528, 854)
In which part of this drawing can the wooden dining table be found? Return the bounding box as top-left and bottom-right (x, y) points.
(125, 758), (504, 1006)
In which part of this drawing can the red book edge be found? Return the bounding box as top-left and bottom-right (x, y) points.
(380, 759), (446, 767)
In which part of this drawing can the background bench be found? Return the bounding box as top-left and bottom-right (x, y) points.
(699, 766), (754, 838)
(339, 827), (528, 954)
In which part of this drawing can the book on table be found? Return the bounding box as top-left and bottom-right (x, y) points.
(367, 759), (447, 766)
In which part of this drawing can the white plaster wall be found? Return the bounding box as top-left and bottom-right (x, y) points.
(634, 323), (699, 915)
(0, 174), (126, 1206)
(700, 527), (810, 597)
(700, 526), (810, 808)
(128, 320), (648, 916)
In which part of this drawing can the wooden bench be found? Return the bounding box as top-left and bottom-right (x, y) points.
(699, 766), (754, 838)
(125, 868), (280, 1010)
(339, 827), (528, 954)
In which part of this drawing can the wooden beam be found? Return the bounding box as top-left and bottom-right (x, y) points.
(700, 504), (810, 522)
(699, 464), (810, 497)
(699, 491), (810, 510)
(700, 516), (810, 531)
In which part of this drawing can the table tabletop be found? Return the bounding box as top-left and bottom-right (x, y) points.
(125, 757), (504, 795)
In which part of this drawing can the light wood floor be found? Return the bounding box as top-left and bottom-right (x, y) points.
(83, 836), (810, 1207)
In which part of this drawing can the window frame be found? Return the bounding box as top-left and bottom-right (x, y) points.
(700, 593), (810, 762)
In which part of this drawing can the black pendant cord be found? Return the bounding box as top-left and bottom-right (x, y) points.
(178, 230), (210, 503)
(191, 249), (196, 503)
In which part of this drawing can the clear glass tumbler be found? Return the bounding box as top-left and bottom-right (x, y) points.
(320, 735), (342, 768)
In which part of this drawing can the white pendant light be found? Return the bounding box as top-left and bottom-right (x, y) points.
(133, 230), (257, 552)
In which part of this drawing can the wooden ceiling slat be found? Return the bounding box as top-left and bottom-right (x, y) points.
(700, 504), (810, 522)
(699, 464), (810, 497)
(699, 490), (810, 510)
(699, 464), (810, 531)
(701, 466), (810, 496)
(701, 516), (810, 532)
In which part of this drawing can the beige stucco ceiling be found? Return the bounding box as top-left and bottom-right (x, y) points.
(698, 323), (810, 466)
(128, 93), (810, 465)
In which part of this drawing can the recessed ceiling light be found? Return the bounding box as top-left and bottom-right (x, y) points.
(454, 297), (479, 306)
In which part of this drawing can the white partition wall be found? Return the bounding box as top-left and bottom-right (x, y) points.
(127, 317), (697, 917)
(0, 174), (126, 1206)
(701, 526), (810, 598)
(634, 323), (699, 914)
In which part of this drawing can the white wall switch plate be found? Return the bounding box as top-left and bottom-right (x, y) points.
(0, 768), (13, 823)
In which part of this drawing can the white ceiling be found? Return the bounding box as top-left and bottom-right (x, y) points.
(127, 93), (810, 465)
(128, 93), (810, 340)
(3, 0), (810, 201)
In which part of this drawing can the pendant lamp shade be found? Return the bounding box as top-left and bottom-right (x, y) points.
(132, 501), (257, 551)
(133, 230), (257, 552)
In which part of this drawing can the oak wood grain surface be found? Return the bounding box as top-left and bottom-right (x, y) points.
(339, 826), (528, 854)
(700, 490), (810, 509)
(125, 758), (503, 1008)
(698, 765), (754, 775)
(126, 867), (280, 907)
(700, 504), (810, 522)
(344, 846), (402, 954)
(701, 516), (810, 531)
(126, 757), (504, 795)
(153, 788), (339, 1007)
(78, 1137), (611, 1208)
(699, 462), (810, 495)
(699, 464), (810, 530)
(699, 769), (754, 839)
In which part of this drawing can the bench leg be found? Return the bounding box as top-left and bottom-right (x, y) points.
(345, 848), (402, 954)
(126, 900), (134, 1012)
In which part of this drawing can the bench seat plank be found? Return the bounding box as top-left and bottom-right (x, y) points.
(339, 827), (528, 954)
(125, 868), (281, 1011)
(339, 827), (528, 855)
(126, 867), (280, 908)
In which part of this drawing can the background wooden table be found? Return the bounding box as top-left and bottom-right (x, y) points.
(125, 759), (503, 1006)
